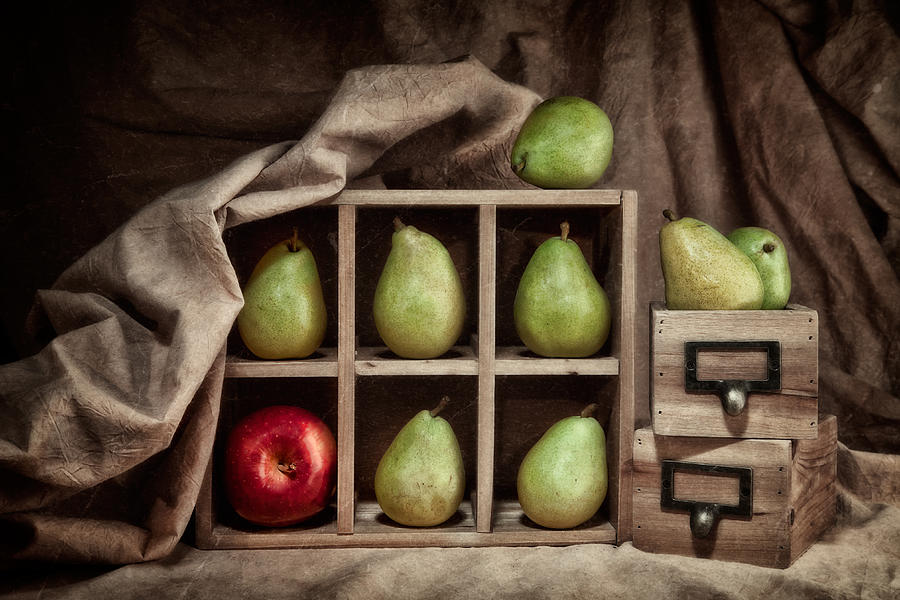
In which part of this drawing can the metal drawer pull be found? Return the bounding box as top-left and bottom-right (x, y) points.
(660, 460), (753, 539)
(683, 340), (781, 416)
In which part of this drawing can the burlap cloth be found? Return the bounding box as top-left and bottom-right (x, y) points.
(1, 0), (898, 597)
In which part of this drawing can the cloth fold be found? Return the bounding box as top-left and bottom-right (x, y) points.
(0, 57), (538, 563)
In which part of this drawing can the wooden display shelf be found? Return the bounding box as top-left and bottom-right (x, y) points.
(196, 189), (637, 550)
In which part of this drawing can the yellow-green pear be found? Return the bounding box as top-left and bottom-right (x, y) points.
(514, 222), (611, 357)
(510, 96), (614, 189)
(374, 397), (465, 527)
(659, 210), (765, 310)
(237, 229), (327, 359)
(373, 218), (465, 359)
(517, 404), (608, 529)
(727, 226), (791, 309)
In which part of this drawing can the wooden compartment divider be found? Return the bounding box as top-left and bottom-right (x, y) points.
(196, 189), (636, 549)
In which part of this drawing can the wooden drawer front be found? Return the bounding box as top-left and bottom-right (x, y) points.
(651, 302), (819, 439)
(632, 415), (837, 568)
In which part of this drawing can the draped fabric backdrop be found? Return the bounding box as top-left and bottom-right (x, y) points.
(2, 0), (898, 596)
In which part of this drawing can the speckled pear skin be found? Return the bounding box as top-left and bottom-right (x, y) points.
(510, 96), (614, 189)
(373, 221), (465, 359)
(727, 226), (792, 309)
(237, 234), (327, 359)
(517, 409), (608, 529)
(374, 401), (465, 527)
(659, 210), (765, 310)
(513, 224), (611, 357)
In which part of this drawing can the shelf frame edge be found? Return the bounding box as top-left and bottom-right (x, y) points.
(337, 204), (357, 534)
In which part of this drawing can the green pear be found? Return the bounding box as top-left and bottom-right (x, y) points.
(373, 218), (465, 359)
(237, 228), (327, 359)
(514, 222), (611, 357)
(510, 96), (614, 189)
(374, 397), (465, 527)
(659, 210), (765, 310)
(727, 227), (792, 309)
(517, 404), (608, 529)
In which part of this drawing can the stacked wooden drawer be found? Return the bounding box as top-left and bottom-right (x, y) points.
(632, 303), (837, 568)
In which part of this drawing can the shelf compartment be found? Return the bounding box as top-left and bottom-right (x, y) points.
(353, 375), (478, 536)
(492, 375), (617, 542)
(196, 377), (339, 549)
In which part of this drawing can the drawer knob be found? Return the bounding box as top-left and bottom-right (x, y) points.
(660, 460), (754, 539)
(683, 341), (781, 416)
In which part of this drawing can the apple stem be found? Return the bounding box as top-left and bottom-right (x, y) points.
(430, 396), (450, 418)
(763, 242), (776, 253)
(277, 462), (297, 476)
(560, 221), (570, 242)
(580, 403), (599, 419)
(663, 209), (677, 222)
(393, 216), (405, 232)
(288, 227), (300, 252)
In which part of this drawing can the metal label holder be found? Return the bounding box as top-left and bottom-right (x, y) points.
(684, 340), (781, 416)
(660, 460), (753, 538)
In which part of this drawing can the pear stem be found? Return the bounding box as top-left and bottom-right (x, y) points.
(511, 154), (526, 174)
(763, 242), (776, 253)
(277, 462), (297, 476)
(663, 209), (677, 222)
(560, 221), (570, 242)
(288, 227), (300, 252)
(580, 403), (599, 419)
(393, 216), (405, 232)
(430, 396), (450, 418)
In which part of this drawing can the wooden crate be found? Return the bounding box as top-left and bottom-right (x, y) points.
(651, 302), (819, 439)
(632, 415), (837, 568)
(194, 189), (637, 549)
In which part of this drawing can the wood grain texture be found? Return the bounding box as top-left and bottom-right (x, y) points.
(197, 190), (636, 549)
(194, 454), (215, 549)
(494, 347), (619, 375)
(224, 349), (339, 378)
(612, 189), (637, 542)
(354, 344), (478, 375)
(200, 501), (614, 549)
(477, 204), (496, 532)
(651, 302), (819, 439)
(325, 189), (623, 206)
(337, 205), (356, 534)
(632, 427), (793, 568)
(790, 414), (838, 563)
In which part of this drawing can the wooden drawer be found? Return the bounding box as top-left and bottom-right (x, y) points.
(632, 415), (837, 568)
(651, 302), (819, 439)
(195, 188), (637, 549)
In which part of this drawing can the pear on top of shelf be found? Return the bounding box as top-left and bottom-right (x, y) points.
(510, 96), (614, 189)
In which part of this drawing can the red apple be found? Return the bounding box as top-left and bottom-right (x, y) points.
(224, 405), (336, 527)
